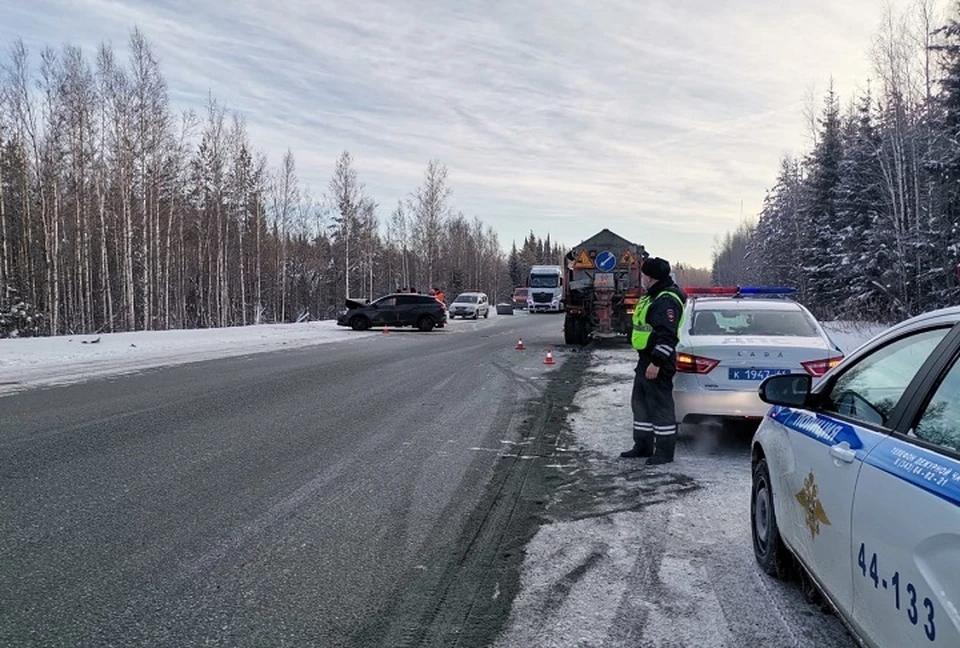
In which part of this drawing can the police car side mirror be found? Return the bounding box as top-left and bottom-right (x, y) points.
(759, 374), (812, 408)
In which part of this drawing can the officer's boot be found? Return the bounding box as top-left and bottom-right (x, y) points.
(620, 433), (653, 458)
(646, 435), (676, 465)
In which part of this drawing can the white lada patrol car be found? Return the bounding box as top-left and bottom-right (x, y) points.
(674, 287), (843, 427)
(751, 305), (960, 647)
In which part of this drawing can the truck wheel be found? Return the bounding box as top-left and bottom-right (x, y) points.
(564, 315), (581, 345)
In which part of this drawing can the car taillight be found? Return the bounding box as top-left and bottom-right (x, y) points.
(676, 353), (720, 374)
(801, 356), (843, 377)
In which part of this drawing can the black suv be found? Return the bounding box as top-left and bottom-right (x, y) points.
(336, 294), (447, 332)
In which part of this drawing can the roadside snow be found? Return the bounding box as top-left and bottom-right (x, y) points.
(493, 322), (885, 647)
(0, 316), (883, 396)
(0, 320), (370, 394)
(821, 320), (888, 354)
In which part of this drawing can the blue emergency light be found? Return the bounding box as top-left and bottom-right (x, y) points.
(737, 286), (797, 295)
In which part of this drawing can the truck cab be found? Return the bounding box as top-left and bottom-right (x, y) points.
(511, 287), (529, 310)
(527, 266), (564, 313)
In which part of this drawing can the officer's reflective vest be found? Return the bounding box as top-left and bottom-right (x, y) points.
(632, 290), (684, 351)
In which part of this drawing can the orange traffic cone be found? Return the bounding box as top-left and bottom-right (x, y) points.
(516, 338), (525, 350)
(544, 350), (555, 365)
(382, 326), (390, 334)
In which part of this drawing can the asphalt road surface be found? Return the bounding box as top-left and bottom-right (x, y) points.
(0, 313), (855, 648)
(0, 312), (576, 648)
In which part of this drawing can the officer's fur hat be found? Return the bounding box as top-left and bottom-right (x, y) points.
(641, 257), (671, 281)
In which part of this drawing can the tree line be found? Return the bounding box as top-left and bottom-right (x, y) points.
(0, 30), (566, 337)
(713, 0), (960, 322)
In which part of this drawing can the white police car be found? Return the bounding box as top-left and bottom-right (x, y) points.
(674, 287), (843, 426)
(751, 305), (960, 647)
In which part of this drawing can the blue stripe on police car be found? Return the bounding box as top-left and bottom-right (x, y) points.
(769, 406), (865, 451)
(863, 443), (960, 508)
(769, 406), (960, 507)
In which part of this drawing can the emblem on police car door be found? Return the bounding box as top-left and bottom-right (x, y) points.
(795, 472), (831, 539)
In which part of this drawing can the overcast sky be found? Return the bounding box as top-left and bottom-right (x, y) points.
(1, 0), (923, 268)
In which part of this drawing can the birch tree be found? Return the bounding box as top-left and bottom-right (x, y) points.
(272, 148), (298, 321)
(409, 160), (450, 290)
(328, 150), (362, 299)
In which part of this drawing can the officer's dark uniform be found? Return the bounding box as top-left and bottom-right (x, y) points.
(621, 258), (687, 465)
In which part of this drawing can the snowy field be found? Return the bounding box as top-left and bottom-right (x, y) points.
(819, 320), (889, 356)
(0, 320), (371, 394)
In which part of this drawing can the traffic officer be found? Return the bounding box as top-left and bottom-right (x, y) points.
(621, 257), (687, 465)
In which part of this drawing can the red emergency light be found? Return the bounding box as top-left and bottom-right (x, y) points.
(684, 287), (740, 295)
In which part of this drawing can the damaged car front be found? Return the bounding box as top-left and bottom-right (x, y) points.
(336, 297), (372, 330)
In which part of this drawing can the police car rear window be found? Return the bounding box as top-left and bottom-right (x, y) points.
(692, 309), (818, 337)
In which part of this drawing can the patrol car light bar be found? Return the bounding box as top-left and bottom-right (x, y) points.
(739, 286), (797, 295)
(684, 287), (738, 295)
(684, 286), (797, 296)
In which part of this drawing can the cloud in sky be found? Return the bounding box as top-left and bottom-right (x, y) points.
(1, 0), (921, 267)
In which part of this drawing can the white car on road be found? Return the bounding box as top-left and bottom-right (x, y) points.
(674, 287), (843, 427)
(449, 292), (489, 319)
(751, 306), (960, 647)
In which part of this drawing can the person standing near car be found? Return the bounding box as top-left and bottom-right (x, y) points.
(621, 257), (687, 465)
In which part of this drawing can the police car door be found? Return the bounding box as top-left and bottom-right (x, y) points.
(772, 327), (951, 617)
(850, 327), (960, 646)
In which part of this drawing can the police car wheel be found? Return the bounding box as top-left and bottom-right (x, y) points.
(751, 458), (790, 579)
